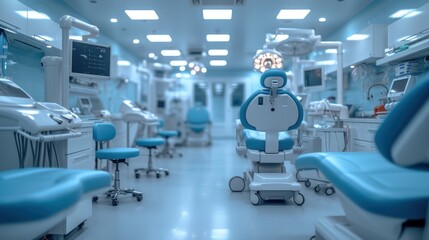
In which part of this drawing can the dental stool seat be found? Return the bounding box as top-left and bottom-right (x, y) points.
(135, 137), (169, 178)
(0, 168), (110, 240)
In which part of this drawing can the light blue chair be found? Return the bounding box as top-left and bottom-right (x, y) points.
(295, 78), (429, 240)
(229, 69), (304, 205)
(156, 119), (182, 158)
(185, 105), (212, 146)
(93, 123), (143, 206)
(0, 168), (110, 240)
(134, 137), (169, 178)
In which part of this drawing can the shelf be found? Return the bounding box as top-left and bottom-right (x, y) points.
(376, 38), (429, 66)
(69, 83), (99, 95)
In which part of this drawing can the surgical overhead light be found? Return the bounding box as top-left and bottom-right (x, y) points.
(188, 61), (207, 75)
(253, 49), (283, 73)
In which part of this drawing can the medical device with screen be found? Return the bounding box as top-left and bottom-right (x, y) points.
(303, 66), (324, 91)
(387, 75), (415, 101)
(70, 40), (111, 79)
(78, 97), (92, 115)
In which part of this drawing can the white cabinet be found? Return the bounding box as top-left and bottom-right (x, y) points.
(342, 24), (387, 68)
(50, 123), (95, 236)
(346, 119), (382, 152)
(0, 0), (28, 35)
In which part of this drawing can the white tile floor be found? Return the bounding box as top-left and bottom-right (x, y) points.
(68, 138), (344, 240)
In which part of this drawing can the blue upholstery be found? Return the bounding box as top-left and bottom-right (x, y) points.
(296, 152), (429, 219)
(375, 79), (429, 165)
(96, 147), (140, 160)
(296, 77), (429, 221)
(93, 123), (116, 141)
(158, 130), (179, 137)
(136, 137), (165, 147)
(0, 168), (110, 223)
(187, 106), (210, 133)
(243, 129), (294, 151)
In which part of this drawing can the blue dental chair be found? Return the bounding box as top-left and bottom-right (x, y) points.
(229, 69), (305, 205)
(296, 78), (429, 240)
(185, 105), (212, 146)
(0, 168), (110, 240)
(93, 123), (143, 206)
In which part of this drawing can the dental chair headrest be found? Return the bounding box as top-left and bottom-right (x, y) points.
(260, 69), (287, 89)
(375, 78), (429, 167)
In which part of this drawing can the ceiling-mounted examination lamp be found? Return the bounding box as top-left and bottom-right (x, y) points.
(188, 61), (207, 75)
(253, 49), (283, 73)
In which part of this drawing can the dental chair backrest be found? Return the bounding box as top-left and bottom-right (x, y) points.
(187, 105), (210, 133)
(375, 78), (429, 167)
(240, 69), (303, 153)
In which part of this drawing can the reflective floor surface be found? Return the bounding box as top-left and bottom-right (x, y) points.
(69, 138), (344, 240)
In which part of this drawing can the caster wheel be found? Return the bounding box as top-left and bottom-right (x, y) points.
(92, 196), (98, 202)
(325, 187), (335, 196)
(106, 193), (111, 198)
(293, 192), (305, 206)
(135, 173), (141, 179)
(296, 171), (306, 182)
(112, 199), (119, 206)
(132, 193), (136, 197)
(165, 171), (170, 176)
(314, 185), (321, 193)
(78, 221), (85, 229)
(146, 171), (150, 175)
(305, 180), (311, 188)
(170, 155), (173, 158)
(179, 153), (183, 157)
(229, 176), (245, 192)
(136, 195), (143, 201)
(156, 173), (161, 178)
(250, 191), (262, 205)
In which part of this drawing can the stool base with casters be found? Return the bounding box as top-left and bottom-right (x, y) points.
(156, 131), (183, 158)
(135, 138), (169, 178)
(94, 159), (143, 206)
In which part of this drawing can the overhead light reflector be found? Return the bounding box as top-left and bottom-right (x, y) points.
(319, 17), (327, 22)
(132, 39), (140, 44)
(125, 10), (159, 20)
(276, 9), (310, 20)
(117, 60), (131, 66)
(110, 18), (118, 23)
(161, 50), (181, 56)
(203, 9), (232, 20)
(147, 34), (172, 42)
(170, 60), (188, 66)
(346, 34), (369, 41)
(210, 60), (227, 66)
(206, 34), (230, 42)
(275, 34), (289, 41)
(208, 49), (229, 56)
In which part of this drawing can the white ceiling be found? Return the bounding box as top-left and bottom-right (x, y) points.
(62, 0), (376, 71)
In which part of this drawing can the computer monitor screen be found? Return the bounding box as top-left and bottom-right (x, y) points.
(70, 40), (111, 79)
(303, 66), (324, 91)
(388, 75), (414, 101)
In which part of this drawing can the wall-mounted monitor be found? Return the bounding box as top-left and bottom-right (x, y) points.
(70, 40), (111, 79)
(303, 66), (324, 91)
(388, 75), (415, 101)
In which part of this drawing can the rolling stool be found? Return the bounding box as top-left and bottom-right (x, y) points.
(157, 130), (183, 158)
(93, 123), (143, 206)
(135, 137), (170, 178)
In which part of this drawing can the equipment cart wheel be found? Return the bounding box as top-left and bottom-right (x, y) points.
(112, 199), (119, 206)
(229, 176), (245, 192)
(250, 191), (262, 205)
(136, 194), (143, 201)
(135, 172), (141, 179)
(156, 173), (161, 178)
(325, 187), (335, 196)
(293, 192), (305, 206)
(92, 196), (98, 202)
(165, 171), (170, 176)
(305, 180), (311, 187)
(314, 185), (321, 193)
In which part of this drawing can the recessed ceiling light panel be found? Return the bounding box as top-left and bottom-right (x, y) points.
(161, 50), (181, 56)
(16, 10), (50, 19)
(346, 34), (369, 41)
(208, 49), (229, 56)
(206, 34), (230, 42)
(170, 60), (188, 66)
(125, 10), (159, 20)
(210, 60), (227, 66)
(147, 35), (172, 42)
(277, 9), (310, 20)
(203, 9), (232, 20)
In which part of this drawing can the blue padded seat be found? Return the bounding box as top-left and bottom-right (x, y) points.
(0, 168), (110, 223)
(243, 129), (294, 151)
(96, 147), (139, 160)
(136, 137), (165, 148)
(187, 107), (210, 133)
(296, 152), (429, 219)
(158, 130), (179, 137)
